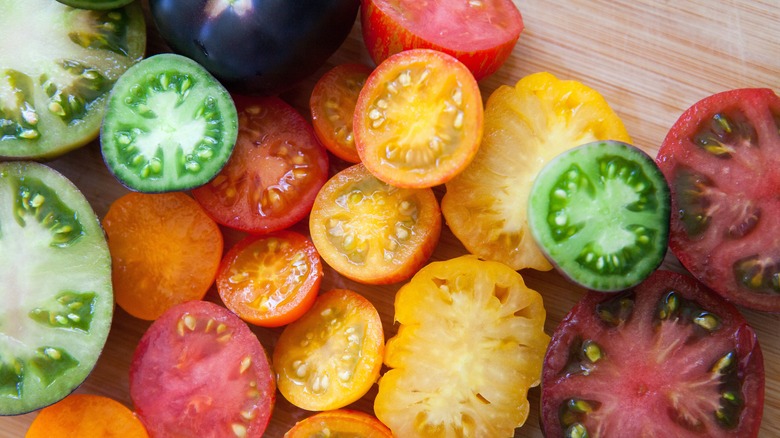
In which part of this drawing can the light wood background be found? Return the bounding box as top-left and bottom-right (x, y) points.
(2, 0), (778, 436)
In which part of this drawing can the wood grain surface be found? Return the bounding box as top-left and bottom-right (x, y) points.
(2, 0), (779, 436)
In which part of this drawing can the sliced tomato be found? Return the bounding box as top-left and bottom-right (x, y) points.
(191, 95), (329, 234)
(26, 393), (148, 438)
(374, 255), (550, 437)
(129, 300), (275, 437)
(360, 0), (524, 80)
(656, 88), (780, 312)
(353, 49), (483, 188)
(310, 63), (373, 163)
(284, 409), (392, 438)
(540, 270), (765, 437)
(273, 289), (384, 411)
(309, 163), (441, 284)
(442, 71), (632, 271)
(216, 230), (322, 327)
(102, 192), (223, 321)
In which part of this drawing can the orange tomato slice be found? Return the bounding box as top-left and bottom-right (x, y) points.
(25, 394), (148, 438)
(284, 409), (392, 437)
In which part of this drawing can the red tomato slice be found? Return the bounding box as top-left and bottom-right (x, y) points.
(273, 289), (384, 411)
(541, 270), (765, 437)
(129, 300), (275, 437)
(192, 95), (329, 234)
(284, 409), (392, 438)
(361, 0), (524, 80)
(310, 63), (373, 163)
(656, 88), (780, 312)
(216, 230), (322, 327)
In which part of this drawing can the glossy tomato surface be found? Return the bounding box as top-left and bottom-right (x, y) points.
(284, 409), (392, 437)
(656, 88), (780, 312)
(541, 270), (764, 437)
(148, 0), (359, 95)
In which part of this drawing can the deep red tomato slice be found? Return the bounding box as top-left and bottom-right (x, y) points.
(361, 0), (524, 80)
(216, 230), (322, 327)
(310, 63), (373, 163)
(191, 95), (329, 234)
(541, 270), (764, 437)
(284, 409), (392, 438)
(129, 300), (275, 437)
(656, 88), (780, 312)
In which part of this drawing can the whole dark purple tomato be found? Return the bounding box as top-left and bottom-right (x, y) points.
(148, 0), (360, 95)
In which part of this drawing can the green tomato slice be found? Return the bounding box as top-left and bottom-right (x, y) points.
(0, 0), (146, 159)
(101, 53), (239, 192)
(528, 140), (671, 291)
(0, 161), (113, 415)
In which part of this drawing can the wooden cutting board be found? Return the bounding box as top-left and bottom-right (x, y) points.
(2, 0), (778, 436)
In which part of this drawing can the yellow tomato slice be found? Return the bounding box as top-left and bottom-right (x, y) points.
(374, 255), (550, 437)
(442, 72), (631, 271)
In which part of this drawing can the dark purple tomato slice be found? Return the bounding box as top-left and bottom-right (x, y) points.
(656, 88), (780, 312)
(541, 270), (764, 437)
(129, 300), (275, 437)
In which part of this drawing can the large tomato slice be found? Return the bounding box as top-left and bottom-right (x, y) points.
(656, 88), (780, 312)
(129, 300), (275, 437)
(442, 72), (631, 271)
(191, 95), (329, 234)
(374, 255), (549, 437)
(541, 270), (764, 437)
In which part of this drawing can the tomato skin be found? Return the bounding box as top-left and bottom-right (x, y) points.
(216, 230), (322, 327)
(25, 394), (148, 438)
(360, 0), (523, 80)
(284, 409), (392, 437)
(148, 0), (359, 95)
(656, 88), (780, 312)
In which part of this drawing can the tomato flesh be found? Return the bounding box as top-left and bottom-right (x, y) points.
(284, 409), (392, 438)
(25, 394), (148, 437)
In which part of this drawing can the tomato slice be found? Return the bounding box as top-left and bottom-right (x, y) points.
(216, 230), (322, 327)
(129, 300), (275, 437)
(656, 88), (780, 312)
(540, 270), (765, 437)
(273, 289), (384, 411)
(353, 49), (483, 188)
(284, 409), (392, 438)
(360, 0), (524, 80)
(26, 393), (148, 438)
(442, 71), (632, 271)
(102, 192), (223, 321)
(309, 163), (441, 284)
(310, 63), (373, 163)
(191, 95), (329, 234)
(374, 255), (550, 437)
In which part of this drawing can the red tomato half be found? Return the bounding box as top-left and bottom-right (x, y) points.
(361, 0), (524, 80)
(192, 95), (329, 234)
(656, 88), (780, 312)
(541, 270), (764, 437)
(129, 300), (275, 437)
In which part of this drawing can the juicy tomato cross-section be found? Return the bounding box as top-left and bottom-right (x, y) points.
(25, 393), (149, 438)
(284, 409), (392, 438)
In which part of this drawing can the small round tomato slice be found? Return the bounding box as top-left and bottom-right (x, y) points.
(309, 163), (441, 284)
(284, 409), (392, 438)
(540, 270), (764, 438)
(310, 63), (373, 163)
(102, 192), (223, 320)
(130, 300), (275, 438)
(354, 49), (483, 188)
(191, 95), (329, 234)
(216, 230), (322, 327)
(273, 289), (384, 411)
(26, 394), (148, 438)
(656, 88), (780, 312)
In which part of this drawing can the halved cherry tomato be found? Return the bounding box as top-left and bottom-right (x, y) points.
(216, 230), (322, 327)
(25, 393), (148, 438)
(192, 95), (329, 234)
(375, 255), (549, 437)
(130, 300), (275, 437)
(309, 163), (441, 284)
(442, 71), (632, 271)
(353, 49), (483, 188)
(310, 63), (373, 163)
(102, 192), (223, 320)
(273, 289), (384, 411)
(284, 409), (392, 438)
